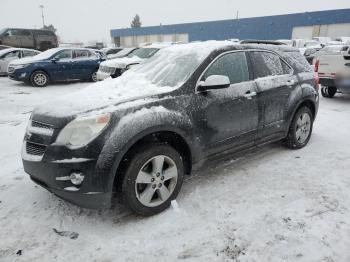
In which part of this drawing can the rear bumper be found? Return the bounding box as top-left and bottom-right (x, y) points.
(319, 77), (335, 87)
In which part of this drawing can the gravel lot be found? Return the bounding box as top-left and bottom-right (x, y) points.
(0, 77), (350, 262)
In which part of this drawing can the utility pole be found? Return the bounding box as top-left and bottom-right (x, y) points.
(39, 5), (45, 27)
(236, 10), (239, 20)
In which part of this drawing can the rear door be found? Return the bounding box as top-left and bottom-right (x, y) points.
(71, 50), (98, 79)
(248, 50), (297, 142)
(193, 51), (259, 156)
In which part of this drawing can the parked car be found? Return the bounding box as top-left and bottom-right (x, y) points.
(303, 46), (323, 64)
(21, 41), (319, 215)
(310, 45), (349, 64)
(96, 44), (170, 80)
(316, 47), (350, 98)
(8, 48), (104, 87)
(0, 48), (40, 75)
(0, 28), (58, 51)
(106, 47), (138, 60)
(102, 47), (123, 56)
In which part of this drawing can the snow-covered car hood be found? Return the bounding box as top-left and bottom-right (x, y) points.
(33, 71), (175, 118)
(10, 56), (44, 65)
(100, 56), (143, 69)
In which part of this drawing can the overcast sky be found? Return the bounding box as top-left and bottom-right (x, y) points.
(0, 0), (349, 44)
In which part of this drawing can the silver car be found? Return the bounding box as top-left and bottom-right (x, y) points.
(0, 48), (40, 75)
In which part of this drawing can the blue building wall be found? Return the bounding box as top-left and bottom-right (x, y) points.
(111, 9), (350, 41)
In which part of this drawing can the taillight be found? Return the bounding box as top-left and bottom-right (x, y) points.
(314, 59), (320, 73)
(314, 72), (320, 88)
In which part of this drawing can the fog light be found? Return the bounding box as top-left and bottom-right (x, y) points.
(70, 172), (84, 185)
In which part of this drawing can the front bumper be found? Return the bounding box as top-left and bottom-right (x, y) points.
(8, 68), (30, 82)
(23, 151), (112, 209)
(21, 117), (116, 210)
(96, 71), (112, 81)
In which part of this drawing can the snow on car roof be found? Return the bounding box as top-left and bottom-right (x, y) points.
(0, 47), (40, 56)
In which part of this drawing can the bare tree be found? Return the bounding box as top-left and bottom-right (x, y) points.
(131, 14), (142, 28)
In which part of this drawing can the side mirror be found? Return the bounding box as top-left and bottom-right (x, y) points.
(197, 75), (230, 92)
(51, 57), (59, 63)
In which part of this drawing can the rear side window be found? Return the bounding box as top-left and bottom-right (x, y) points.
(203, 52), (249, 84)
(22, 50), (39, 57)
(73, 50), (90, 59)
(35, 30), (55, 36)
(282, 51), (312, 73)
(250, 51), (285, 78)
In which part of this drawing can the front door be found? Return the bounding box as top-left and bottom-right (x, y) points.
(192, 51), (259, 157)
(48, 49), (73, 81)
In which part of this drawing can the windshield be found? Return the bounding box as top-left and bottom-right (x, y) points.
(27, 48), (62, 60)
(127, 48), (159, 59)
(126, 43), (220, 88)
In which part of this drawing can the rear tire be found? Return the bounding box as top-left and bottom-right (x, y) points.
(285, 106), (314, 149)
(121, 143), (184, 216)
(321, 86), (337, 98)
(30, 70), (49, 87)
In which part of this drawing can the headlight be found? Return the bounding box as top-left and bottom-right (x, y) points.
(121, 64), (138, 73)
(10, 64), (29, 70)
(56, 113), (111, 149)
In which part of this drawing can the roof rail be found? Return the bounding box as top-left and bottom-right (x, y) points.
(240, 40), (287, 45)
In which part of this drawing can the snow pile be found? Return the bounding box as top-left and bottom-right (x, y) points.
(34, 41), (234, 118)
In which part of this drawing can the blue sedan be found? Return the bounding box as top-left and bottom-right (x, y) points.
(8, 48), (104, 87)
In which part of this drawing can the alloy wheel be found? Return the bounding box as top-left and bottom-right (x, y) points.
(135, 155), (178, 207)
(295, 113), (311, 144)
(34, 73), (47, 86)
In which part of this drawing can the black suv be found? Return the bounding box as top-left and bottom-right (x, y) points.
(22, 41), (319, 216)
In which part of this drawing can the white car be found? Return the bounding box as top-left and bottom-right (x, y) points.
(316, 47), (350, 98)
(0, 48), (40, 75)
(96, 44), (172, 81)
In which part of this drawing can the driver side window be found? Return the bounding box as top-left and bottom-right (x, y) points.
(203, 52), (249, 85)
(54, 50), (72, 60)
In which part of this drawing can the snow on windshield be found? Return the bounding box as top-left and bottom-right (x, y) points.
(34, 41), (233, 117)
(30, 48), (60, 60)
(129, 41), (233, 87)
(127, 48), (159, 59)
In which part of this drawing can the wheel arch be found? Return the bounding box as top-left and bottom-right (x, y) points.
(112, 129), (193, 193)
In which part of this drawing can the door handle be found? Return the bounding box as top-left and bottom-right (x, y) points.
(243, 91), (257, 99)
(286, 80), (295, 86)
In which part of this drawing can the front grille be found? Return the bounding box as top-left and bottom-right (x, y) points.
(8, 67), (15, 74)
(26, 142), (47, 156)
(99, 66), (115, 75)
(31, 120), (53, 130)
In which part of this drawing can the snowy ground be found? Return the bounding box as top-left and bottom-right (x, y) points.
(0, 76), (350, 262)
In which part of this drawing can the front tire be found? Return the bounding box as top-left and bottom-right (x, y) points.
(91, 70), (98, 82)
(30, 71), (49, 87)
(321, 86), (337, 98)
(121, 143), (184, 216)
(285, 106), (314, 149)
